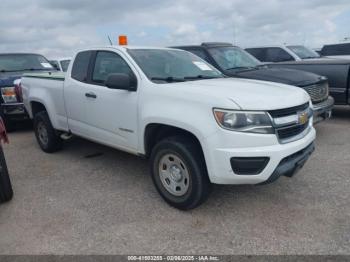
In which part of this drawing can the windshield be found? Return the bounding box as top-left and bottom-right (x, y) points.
(207, 46), (261, 71)
(127, 49), (223, 83)
(0, 54), (54, 72)
(287, 45), (320, 59)
(60, 60), (70, 72)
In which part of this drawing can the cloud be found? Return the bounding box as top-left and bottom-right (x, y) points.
(0, 0), (349, 57)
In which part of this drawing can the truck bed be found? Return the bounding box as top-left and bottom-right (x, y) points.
(21, 72), (68, 131)
(23, 71), (65, 81)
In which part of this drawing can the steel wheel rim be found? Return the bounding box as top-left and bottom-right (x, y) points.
(158, 153), (190, 196)
(37, 122), (49, 145)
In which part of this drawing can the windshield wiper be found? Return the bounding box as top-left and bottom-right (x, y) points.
(225, 66), (256, 71)
(151, 77), (185, 82)
(184, 75), (221, 80)
(0, 69), (23, 73)
(302, 56), (319, 59)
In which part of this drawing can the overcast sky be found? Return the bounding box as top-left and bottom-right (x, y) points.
(1, 0), (349, 58)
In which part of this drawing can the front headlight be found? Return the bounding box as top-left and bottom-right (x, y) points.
(1, 87), (17, 103)
(213, 109), (274, 134)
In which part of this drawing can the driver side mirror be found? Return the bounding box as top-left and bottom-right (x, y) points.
(105, 73), (137, 91)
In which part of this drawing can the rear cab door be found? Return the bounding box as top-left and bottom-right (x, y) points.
(63, 50), (94, 138)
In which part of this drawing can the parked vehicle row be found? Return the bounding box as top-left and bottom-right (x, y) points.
(174, 43), (333, 123)
(0, 45), (338, 131)
(320, 42), (350, 59)
(21, 46), (316, 209)
(0, 53), (56, 131)
(49, 58), (71, 72)
(245, 45), (321, 62)
(245, 45), (350, 107)
(5, 36), (349, 210)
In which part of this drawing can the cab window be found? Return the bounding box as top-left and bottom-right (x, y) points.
(245, 48), (266, 61)
(92, 51), (134, 85)
(71, 51), (92, 82)
(265, 48), (294, 62)
(60, 60), (70, 72)
(49, 60), (60, 71)
(321, 43), (350, 56)
(189, 49), (210, 62)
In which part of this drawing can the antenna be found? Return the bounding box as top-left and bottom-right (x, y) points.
(107, 35), (113, 45)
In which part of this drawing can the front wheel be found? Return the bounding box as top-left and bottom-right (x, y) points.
(150, 136), (211, 210)
(33, 111), (62, 153)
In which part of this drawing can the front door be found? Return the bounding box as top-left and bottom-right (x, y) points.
(84, 50), (139, 152)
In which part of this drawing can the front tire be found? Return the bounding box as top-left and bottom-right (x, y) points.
(0, 147), (13, 203)
(33, 111), (62, 153)
(150, 136), (211, 210)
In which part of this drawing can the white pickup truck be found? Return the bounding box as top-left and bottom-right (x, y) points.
(21, 46), (316, 210)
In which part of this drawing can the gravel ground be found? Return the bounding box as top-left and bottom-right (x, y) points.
(0, 107), (349, 255)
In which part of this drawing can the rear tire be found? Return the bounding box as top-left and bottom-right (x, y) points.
(33, 111), (62, 153)
(0, 147), (13, 203)
(150, 136), (211, 210)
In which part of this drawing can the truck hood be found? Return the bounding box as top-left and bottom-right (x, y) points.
(165, 78), (310, 111)
(225, 67), (323, 87)
(0, 73), (22, 87)
(276, 57), (350, 65)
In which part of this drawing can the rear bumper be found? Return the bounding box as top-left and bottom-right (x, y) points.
(312, 96), (334, 123)
(1, 103), (29, 121)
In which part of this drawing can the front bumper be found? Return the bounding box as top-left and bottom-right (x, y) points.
(203, 125), (316, 185)
(258, 142), (315, 185)
(1, 103), (29, 120)
(312, 96), (334, 124)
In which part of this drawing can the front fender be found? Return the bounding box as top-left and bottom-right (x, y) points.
(139, 101), (220, 154)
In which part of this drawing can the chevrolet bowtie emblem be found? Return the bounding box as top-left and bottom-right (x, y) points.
(298, 111), (308, 125)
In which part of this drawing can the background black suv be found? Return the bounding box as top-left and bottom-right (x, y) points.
(173, 43), (334, 123)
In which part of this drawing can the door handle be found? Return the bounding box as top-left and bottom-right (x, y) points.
(85, 92), (97, 99)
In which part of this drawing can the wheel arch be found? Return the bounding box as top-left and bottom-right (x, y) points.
(29, 99), (62, 130)
(143, 123), (205, 159)
(30, 100), (47, 117)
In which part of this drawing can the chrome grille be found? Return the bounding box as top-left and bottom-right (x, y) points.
(269, 102), (309, 118)
(303, 81), (329, 103)
(269, 103), (312, 143)
(277, 122), (309, 140)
